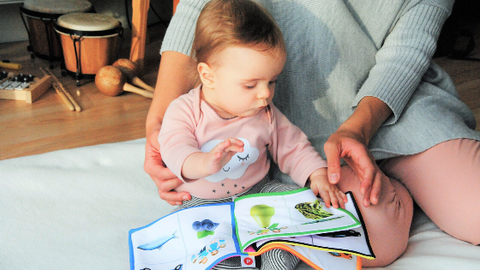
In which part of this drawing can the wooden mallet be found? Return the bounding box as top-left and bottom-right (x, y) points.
(95, 65), (153, 98)
(112, 58), (155, 92)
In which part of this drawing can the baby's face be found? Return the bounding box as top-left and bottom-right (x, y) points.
(203, 45), (286, 119)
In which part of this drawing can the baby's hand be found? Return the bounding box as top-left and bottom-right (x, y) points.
(308, 168), (348, 208)
(206, 138), (244, 174)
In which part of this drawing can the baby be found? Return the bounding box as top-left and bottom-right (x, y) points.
(158, 0), (347, 269)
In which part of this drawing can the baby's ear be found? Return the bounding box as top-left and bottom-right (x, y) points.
(197, 62), (215, 88)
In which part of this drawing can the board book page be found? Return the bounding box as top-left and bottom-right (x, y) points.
(129, 188), (374, 270)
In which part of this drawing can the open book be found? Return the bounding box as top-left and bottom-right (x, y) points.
(129, 188), (375, 270)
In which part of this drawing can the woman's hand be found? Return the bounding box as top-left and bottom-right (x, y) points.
(324, 127), (382, 207)
(144, 128), (191, 205)
(144, 51), (197, 206)
(324, 96), (393, 207)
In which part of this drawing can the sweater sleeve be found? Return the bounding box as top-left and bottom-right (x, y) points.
(158, 94), (201, 181)
(160, 0), (209, 56)
(352, 0), (454, 125)
(269, 106), (327, 187)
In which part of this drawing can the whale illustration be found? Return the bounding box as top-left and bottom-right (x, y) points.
(137, 231), (178, 250)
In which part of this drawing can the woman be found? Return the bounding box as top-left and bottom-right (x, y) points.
(144, 0), (480, 267)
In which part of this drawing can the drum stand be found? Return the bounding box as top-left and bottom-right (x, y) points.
(19, 6), (63, 69)
(69, 35), (85, 86)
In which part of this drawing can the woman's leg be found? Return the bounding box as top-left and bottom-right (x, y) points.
(381, 139), (480, 245)
(336, 166), (414, 267)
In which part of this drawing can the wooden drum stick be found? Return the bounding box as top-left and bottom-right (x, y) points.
(39, 67), (75, 111)
(52, 82), (75, 111)
(40, 67), (82, 112)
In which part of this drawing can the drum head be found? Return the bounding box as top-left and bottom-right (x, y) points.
(56, 13), (121, 37)
(23, 0), (92, 14)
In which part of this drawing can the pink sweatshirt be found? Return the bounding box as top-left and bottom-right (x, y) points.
(159, 86), (327, 199)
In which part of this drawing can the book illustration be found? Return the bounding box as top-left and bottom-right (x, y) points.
(233, 189), (361, 250)
(130, 203), (239, 270)
(129, 188), (374, 270)
(328, 252), (353, 260)
(190, 237), (228, 265)
(295, 199), (333, 220)
(295, 200), (346, 225)
(137, 231), (178, 251)
(248, 223), (289, 235)
(295, 200), (333, 220)
(208, 237), (227, 255)
(250, 204), (275, 228)
(248, 204), (289, 235)
(192, 219), (219, 239)
(319, 230), (361, 238)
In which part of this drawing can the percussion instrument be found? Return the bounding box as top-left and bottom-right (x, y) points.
(95, 66), (153, 98)
(20, 0), (93, 65)
(112, 58), (155, 92)
(55, 13), (123, 85)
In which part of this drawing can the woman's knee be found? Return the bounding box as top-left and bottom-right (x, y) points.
(382, 139), (480, 245)
(337, 166), (413, 267)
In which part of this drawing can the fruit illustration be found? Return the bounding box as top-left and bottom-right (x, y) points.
(295, 200), (333, 220)
(250, 204), (275, 228)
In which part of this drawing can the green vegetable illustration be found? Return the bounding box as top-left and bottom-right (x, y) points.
(250, 204), (275, 228)
(295, 199), (333, 220)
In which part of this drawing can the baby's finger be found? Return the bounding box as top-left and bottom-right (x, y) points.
(212, 139), (232, 153)
(227, 138), (244, 147)
(329, 191), (340, 209)
(319, 190), (332, 208)
(337, 191), (347, 209)
(224, 138), (244, 153)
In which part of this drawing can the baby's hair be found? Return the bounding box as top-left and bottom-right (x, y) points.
(192, 0), (286, 65)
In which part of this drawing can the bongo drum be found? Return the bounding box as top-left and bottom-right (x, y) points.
(20, 0), (93, 64)
(55, 13), (123, 85)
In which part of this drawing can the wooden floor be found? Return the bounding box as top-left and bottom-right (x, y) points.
(1, 24), (479, 160)
(0, 24), (167, 160)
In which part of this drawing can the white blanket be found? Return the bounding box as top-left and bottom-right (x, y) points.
(1, 139), (479, 270)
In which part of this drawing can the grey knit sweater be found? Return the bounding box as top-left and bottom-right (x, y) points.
(161, 0), (480, 162)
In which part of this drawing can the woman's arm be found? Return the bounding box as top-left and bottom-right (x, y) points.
(324, 1), (453, 207)
(352, 1), (453, 124)
(324, 96), (392, 207)
(146, 51), (197, 137)
(144, 51), (197, 205)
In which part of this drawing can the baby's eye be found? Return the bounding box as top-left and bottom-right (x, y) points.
(237, 154), (250, 161)
(244, 84), (256, 89)
(268, 80), (277, 85)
